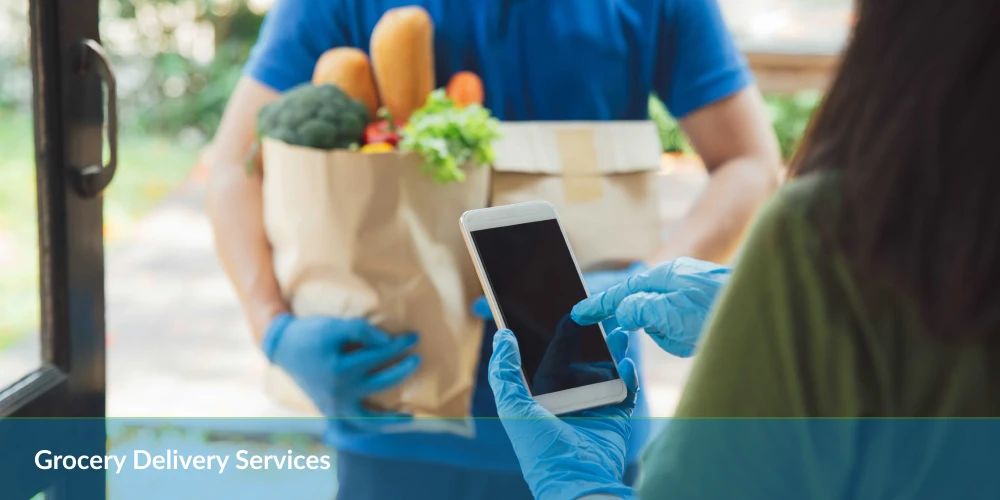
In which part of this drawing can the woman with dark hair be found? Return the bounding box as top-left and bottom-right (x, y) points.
(487, 1), (1000, 498)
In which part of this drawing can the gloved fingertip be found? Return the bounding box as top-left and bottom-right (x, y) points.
(471, 296), (494, 320)
(606, 328), (630, 363)
(492, 329), (515, 350)
(570, 299), (599, 324)
(617, 357), (639, 395)
(403, 354), (421, 368)
(398, 332), (420, 346)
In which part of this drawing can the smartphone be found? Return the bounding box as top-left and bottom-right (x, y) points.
(460, 201), (628, 415)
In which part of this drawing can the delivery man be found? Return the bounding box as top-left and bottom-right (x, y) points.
(204, 0), (781, 498)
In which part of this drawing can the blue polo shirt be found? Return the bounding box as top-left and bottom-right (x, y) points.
(245, 0), (752, 471)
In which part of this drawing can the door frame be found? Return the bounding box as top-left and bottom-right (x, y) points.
(0, 0), (109, 498)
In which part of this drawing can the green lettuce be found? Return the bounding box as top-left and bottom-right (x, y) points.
(400, 89), (502, 184)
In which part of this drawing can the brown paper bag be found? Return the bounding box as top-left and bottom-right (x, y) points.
(490, 122), (662, 270)
(260, 138), (489, 436)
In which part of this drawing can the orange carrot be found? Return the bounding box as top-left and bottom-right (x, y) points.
(446, 71), (484, 108)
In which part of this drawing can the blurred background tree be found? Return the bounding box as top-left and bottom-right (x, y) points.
(99, 0), (267, 145)
(0, 0), (266, 142)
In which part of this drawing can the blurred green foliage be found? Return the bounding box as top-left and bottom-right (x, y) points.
(765, 90), (823, 160)
(0, 1), (265, 141)
(135, 41), (254, 136)
(649, 91), (823, 161)
(648, 94), (693, 155)
(101, 0), (265, 140)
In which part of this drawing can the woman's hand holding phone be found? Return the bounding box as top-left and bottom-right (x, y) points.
(463, 202), (635, 414)
(488, 328), (638, 500)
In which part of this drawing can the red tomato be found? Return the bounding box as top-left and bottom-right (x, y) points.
(364, 120), (403, 146)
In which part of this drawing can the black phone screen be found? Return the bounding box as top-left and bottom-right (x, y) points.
(471, 219), (619, 396)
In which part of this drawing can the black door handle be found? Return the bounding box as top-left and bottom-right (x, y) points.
(69, 39), (117, 198)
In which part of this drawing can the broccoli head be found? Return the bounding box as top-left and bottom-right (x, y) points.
(256, 83), (370, 150)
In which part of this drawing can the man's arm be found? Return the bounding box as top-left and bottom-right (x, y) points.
(649, 87), (781, 265)
(204, 77), (286, 342)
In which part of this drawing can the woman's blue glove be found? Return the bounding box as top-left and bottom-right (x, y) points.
(470, 262), (649, 321)
(262, 313), (420, 434)
(489, 328), (638, 500)
(572, 257), (732, 358)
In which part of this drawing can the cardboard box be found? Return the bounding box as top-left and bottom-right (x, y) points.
(491, 121), (662, 271)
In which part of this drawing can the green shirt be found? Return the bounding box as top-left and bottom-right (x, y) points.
(638, 173), (1000, 499)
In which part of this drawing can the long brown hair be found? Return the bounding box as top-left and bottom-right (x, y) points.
(791, 0), (1000, 339)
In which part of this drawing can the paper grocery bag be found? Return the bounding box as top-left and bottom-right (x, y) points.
(490, 122), (662, 271)
(260, 137), (489, 436)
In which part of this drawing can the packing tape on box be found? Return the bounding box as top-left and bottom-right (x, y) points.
(555, 128), (603, 203)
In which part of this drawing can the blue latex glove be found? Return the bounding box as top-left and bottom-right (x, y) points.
(489, 328), (638, 500)
(262, 313), (420, 434)
(572, 257), (732, 358)
(470, 262), (649, 321)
